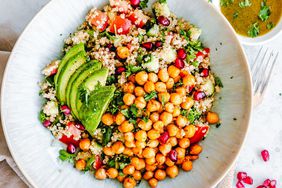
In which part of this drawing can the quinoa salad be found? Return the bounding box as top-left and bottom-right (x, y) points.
(39, 0), (223, 187)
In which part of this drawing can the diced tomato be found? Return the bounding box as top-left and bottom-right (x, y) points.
(93, 155), (103, 170)
(203, 48), (210, 54)
(90, 10), (109, 32)
(109, 0), (131, 13)
(109, 15), (132, 35)
(128, 9), (149, 28)
(189, 125), (209, 144)
(59, 135), (80, 147)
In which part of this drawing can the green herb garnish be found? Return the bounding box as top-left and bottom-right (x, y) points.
(39, 110), (47, 123)
(214, 76), (224, 88)
(267, 22), (274, 30)
(248, 22), (260, 38)
(144, 91), (158, 101)
(59, 149), (75, 163)
(181, 108), (201, 123)
(220, 0), (234, 7)
(259, 1), (271, 21)
(140, 0), (149, 9)
(125, 64), (143, 77)
(233, 11), (239, 19)
(102, 126), (112, 146)
(108, 90), (124, 114)
(239, 0), (252, 8)
(159, 0), (167, 3)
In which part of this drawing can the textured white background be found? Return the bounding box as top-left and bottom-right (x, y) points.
(0, 0), (281, 187)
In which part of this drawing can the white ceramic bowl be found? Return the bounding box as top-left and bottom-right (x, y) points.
(212, 0), (282, 45)
(1, 0), (252, 187)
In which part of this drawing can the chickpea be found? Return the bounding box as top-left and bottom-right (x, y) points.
(150, 112), (160, 122)
(148, 178), (158, 188)
(154, 169), (166, 181)
(133, 171), (142, 181)
(107, 168), (118, 179)
(125, 141), (136, 148)
(134, 87), (144, 97)
(182, 160), (193, 171)
(95, 168), (107, 180)
(124, 132), (134, 142)
(145, 157), (156, 165)
(183, 74), (196, 87)
(131, 157), (140, 169)
(112, 141), (125, 154)
(158, 92), (170, 104)
(146, 164), (157, 171)
(190, 144), (202, 155)
(135, 130), (147, 142)
(159, 143), (172, 156)
(147, 100), (161, 112)
(144, 81), (156, 93)
(117, 174), (126, 182)
(176, 147), (186, 159)
(166, 165), (179, 178)
(158, 69), (169, 82)
(147, 129), (160, 140)
(103, 146), (115, 156)
(176, 157), (185, 165)
(135, 71), (148, 85)
(123, 82), (135, 93)
(156, 153), (166, 165)
(168, 137), (178, 147)
(79, 138), (91, 151)
(153, 121), (164, 133)
(176, 129), (185, 139)
(165, 102), (174, 113)
(148, 72), (158, 83)
(179, 138), (190, 149)
(181, 97), (194, 110)
(160, 112), (173, 125)
(206, 111), (220, 124)
(170, 93), (182, 105)
(166, 78), (174, 89)
(188, 155), (199, 161)
(119, 121), (134, 133)
(165, 157), (175, 167)
(138, 119), (153, 131)
(124, 147), (134, 156)
(101, 113), (114, 126)
(184, 125), (196, 138)
(147, 140), (159, 148)
(174, 75), (181, 83)
(155, 82), (167, 93)
(75, 159), (86, 171)
(168, 65), (180, 78)
(123, 164), (135, 175)
(167, 124), (179, 137)
(132, 147), (143, 158)
(143, 171), (154, 180)
(172, 107), (181, 117)
(180, 70), (189, 77)
(123, 177), (136, 188)
(123, 93), (136, 106)
(135, 96), (147, 109)
(115, 112), (126, 125)
(117, 46), (130, 59)
(136, 141), (146, 149)
(143, 147), (156, 158)
(176, 115), (188, 127)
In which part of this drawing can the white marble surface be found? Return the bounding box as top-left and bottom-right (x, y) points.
(0, 0), (281, 187)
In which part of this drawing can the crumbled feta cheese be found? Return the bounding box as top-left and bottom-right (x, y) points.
(153, 2), (171, 17)
(43, 101), (59, 117)
(42, 60), (60, 77)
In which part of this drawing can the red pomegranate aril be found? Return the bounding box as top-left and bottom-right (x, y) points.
(157, 16), (170, 26)
(67, 143), (76, 154)
(142, 42), (153, 50)
(237, 172), (247, 181)
(116, 67), (126, 75)
(74, 122), (85, 131)
(155, 41), (163, 48)
(261, 149), (270, 162)
(177, 48), (187, 60)
(200, 68), (209, 77)
(130, 0), (140, 6)
(193, 91), (206, 101)
(93, 155), (103, 169)
(175, 58), (185, 69)
(168, 150), (178, 162)
(159, 132), (169, 144)
(236, 181), (245, 188)
(263, 179), (271, 186)
(243, 176), (253, 185)
(61, 105), (71, 115)
(43, 120), (51, 127)
(203, 48), (210, 54)
(50, 68), (58, 76)
(270, 180), (277, 188)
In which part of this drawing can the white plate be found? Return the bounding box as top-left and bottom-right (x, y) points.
(1, 0), (252, 187)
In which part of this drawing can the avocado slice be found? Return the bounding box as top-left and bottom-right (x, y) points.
(73, 68), (109, 119)
(54, 43), (85, 87)
(79, 85), (116, 136)
(66, 60), (102, 107)
(56, 51), (86, 103)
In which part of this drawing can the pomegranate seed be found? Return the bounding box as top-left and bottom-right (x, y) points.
(243, 176), (253, 185)
(155, 41), (163, 48)
(159, 132), (169, 144)
(193, 91), (206, 101)
(74, 122), (85, 131)
(261, 149), (270, 162)
(157, 16), (170, 26)
(237, 172), (247, 180)
(203, 48), (210, 54)
(196, 51), (204, 58)
(168, 150), (178, 162)
(200, 68), (209, 77)
(116, 67), (126, 75)
(43, 120), (51, 127)
(257, 186), (267, 188)
(175, 58), (185, 69)
(50, 68), (58, 76)
(142, 42), (153, 50)
(270, 180), (277, 188)
(263, 179), (271, 186)
(177, 48), (187, 60)
(130, 0), (140, 6)
(236, 181), (245, 188)
(67, 143), (76, 154)
(61, 105), (71, 115)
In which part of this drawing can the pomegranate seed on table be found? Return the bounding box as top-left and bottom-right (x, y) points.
(61, 105), (71, 115)
(157, 16), (170, 26)
(237, 172), (247, 180)
(200, 68), (209, 77)
(159, 132), (169, 144)
(261, 149), (270, 161)
(243, 176), (253, 185)
(130, 0), (140, 6)
(168, 150), (178, 162)
(263, 179), (271, 186)
(116, 67), (126, 75)
(74, 122), (85, 131)
(67, 143), (76, 154)
(177, 48), (187, 60)
(155, 41), (163, 48)
(43, 120), (51, 127)
(142, 42), (153, 50)
(270, 180), (277, 188)
(193, 91), (206, 101)
(203, 47), (210, 54)
(175, 58), (185, 69)
(236, 181), (245, 188)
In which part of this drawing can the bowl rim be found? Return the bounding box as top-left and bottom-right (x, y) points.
(1, 0), (253, 187)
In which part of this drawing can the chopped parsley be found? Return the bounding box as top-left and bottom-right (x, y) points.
(180, 29), (190, 41)
(220, 0), (234, 7)
(233, 11), (239, 19)
(144, 91), (158, 101)
(125, 64), (143, 77)
(39, 110), (47, 123)
(181, 108), (201, 123)
(121, 104), (140, 119)
(140, 0), (149, 9)
(59, 150), (75, 163)
(248, 22), (260, 38)
(102, 126), (112, 146)
(216, 123), (222, 128)
(106, 75), (116, 85)
(214, 76), (224, 88)
(267, 22), (274, 30)
(159, 0), (167, 3)
(239, 0), (252, 8)
(258, 1), (271, 21)
(108, 90), (124, 114)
